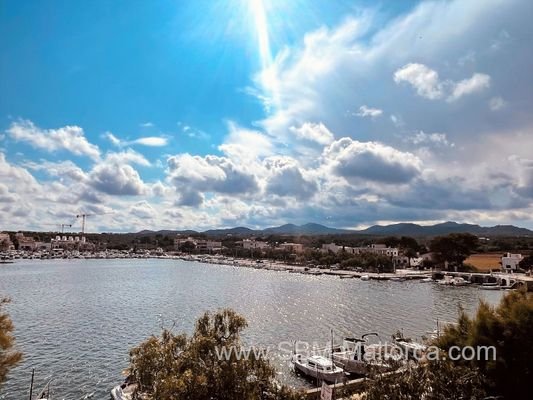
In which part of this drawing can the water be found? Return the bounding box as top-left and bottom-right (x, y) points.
(0, 259), (504, 399)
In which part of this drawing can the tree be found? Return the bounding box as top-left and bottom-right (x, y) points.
(518, 253), (533, 270)
(435, 290), (533, 399)
(429, 233), (478, 270)
(363, 358), (487, 400)
(0, 297), (22, 387)
(129, 309), (305, 400)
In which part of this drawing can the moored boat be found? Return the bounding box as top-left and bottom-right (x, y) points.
(291, 354), (345, 383)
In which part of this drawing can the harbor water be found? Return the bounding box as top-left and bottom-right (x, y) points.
(0, 259), (504, 399)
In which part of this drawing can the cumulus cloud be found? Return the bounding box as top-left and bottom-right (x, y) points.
(264, 157), (318, 200)
(447, 73), (491, 102)
(394, 64), (490, 102)
(129, 201), (156, 219)
(289, 122), (335, 145)
(394, 63), (444, 100)
(7, 120), (100, 160)
(324, 138), (422, 184)
(89, 163), (146, 196)
(167, 154), (259, 199)
(355, 105), (383, 118)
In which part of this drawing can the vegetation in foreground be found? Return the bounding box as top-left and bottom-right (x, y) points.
(0, 297), (22, 388)
(363, 290), (533, 400)
(129, 309), (305, 400)
(129, 290), (533, 400)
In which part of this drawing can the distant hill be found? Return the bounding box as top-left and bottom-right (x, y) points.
(262, 223), (349, 235)
(135, 221), (533, 238)
(358, 221), (533, 237)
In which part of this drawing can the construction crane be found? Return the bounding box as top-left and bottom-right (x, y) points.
(76, 212), (113, 234)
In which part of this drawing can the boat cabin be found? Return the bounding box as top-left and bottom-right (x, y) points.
(306, 355), (337, 371)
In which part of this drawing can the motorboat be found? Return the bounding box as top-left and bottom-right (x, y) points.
(437, 275), (468, 286)
(360, 275), (370, 281)
(291, 354), (345, 383)
(392, 331), (427, 359)
(328, 334), (400, 376)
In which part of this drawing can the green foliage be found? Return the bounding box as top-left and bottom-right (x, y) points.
(129, 309), (305, 400)
(435, 290), (533, 398)
(0, 297), (22, 387)
(429, 233), (479, 269)
(363, 359), (487, 400)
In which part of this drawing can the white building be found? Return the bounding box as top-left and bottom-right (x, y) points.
(240, 239), (269, 250)
(174, 236), (222, 252)
(278, 243), (305, 253)
(501, 253), (523, 272)
(321, 243), (399, 257)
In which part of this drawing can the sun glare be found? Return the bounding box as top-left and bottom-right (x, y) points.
(248, 0), (280, 111)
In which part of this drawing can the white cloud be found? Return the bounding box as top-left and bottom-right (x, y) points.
(105, 132), (168, 147)
(394, 63), (444, 100)
(7, 120), (100, 160)
(324, 138), (422, 184)
(289, 122), (334, 145)
(394, 64), (490, 102)
(355, 105), (383, 118)
(104, 149), (151, 167)
(89, 164), (146, 196)
(447, 73), (491, 102)
(129, 201), (156, 219)
(407, 131), (454, 147)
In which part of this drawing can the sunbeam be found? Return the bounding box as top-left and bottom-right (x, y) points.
(248, 0), (280, 111)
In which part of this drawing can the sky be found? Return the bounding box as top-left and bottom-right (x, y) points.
(1, 0), (533, 233)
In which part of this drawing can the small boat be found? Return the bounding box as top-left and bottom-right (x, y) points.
(479, 284), (501, 290)
(329, 334), (400, 376)
(392, 331), (427, 359)
(111, 378), (137, 400)
(390, 276), (406, 282)
(437, 276), (468, 286)
(291, 354), (345, 383)
(360, 275), (370, 281)
(420, 277), (433, 282)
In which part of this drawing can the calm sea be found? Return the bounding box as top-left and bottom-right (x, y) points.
(0, 259), (503, 399)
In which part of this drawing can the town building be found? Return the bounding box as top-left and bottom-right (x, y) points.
(321, 243), (399, 257)
(238, 239), (270, 250)
(501, 253), (524, 272)
(278, 243), (305, 253)
(174, 236), (222, 252)
(0, 232), (14, 251)
(51, 235), (94, 251)
(16, 232), (36, 251)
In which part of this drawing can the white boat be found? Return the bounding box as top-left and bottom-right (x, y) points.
(329, 334), (400, 376)
(437, 276), (468, 286)
(360, 275), (370, 281)
(392, 332), (427, 359)
(111, 382), (137, 400)
(420, 277), (433, 282)
(291, 354), (345, 383)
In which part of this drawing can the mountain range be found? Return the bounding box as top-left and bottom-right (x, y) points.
(137, 221), (533, 237)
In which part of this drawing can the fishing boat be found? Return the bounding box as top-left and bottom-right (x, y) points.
(392, 331), (427, 359)
(291, 354), (345, 383)
(329, 334), (400, 376)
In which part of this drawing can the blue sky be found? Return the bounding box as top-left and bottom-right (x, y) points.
(1, 0), (533, 232)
